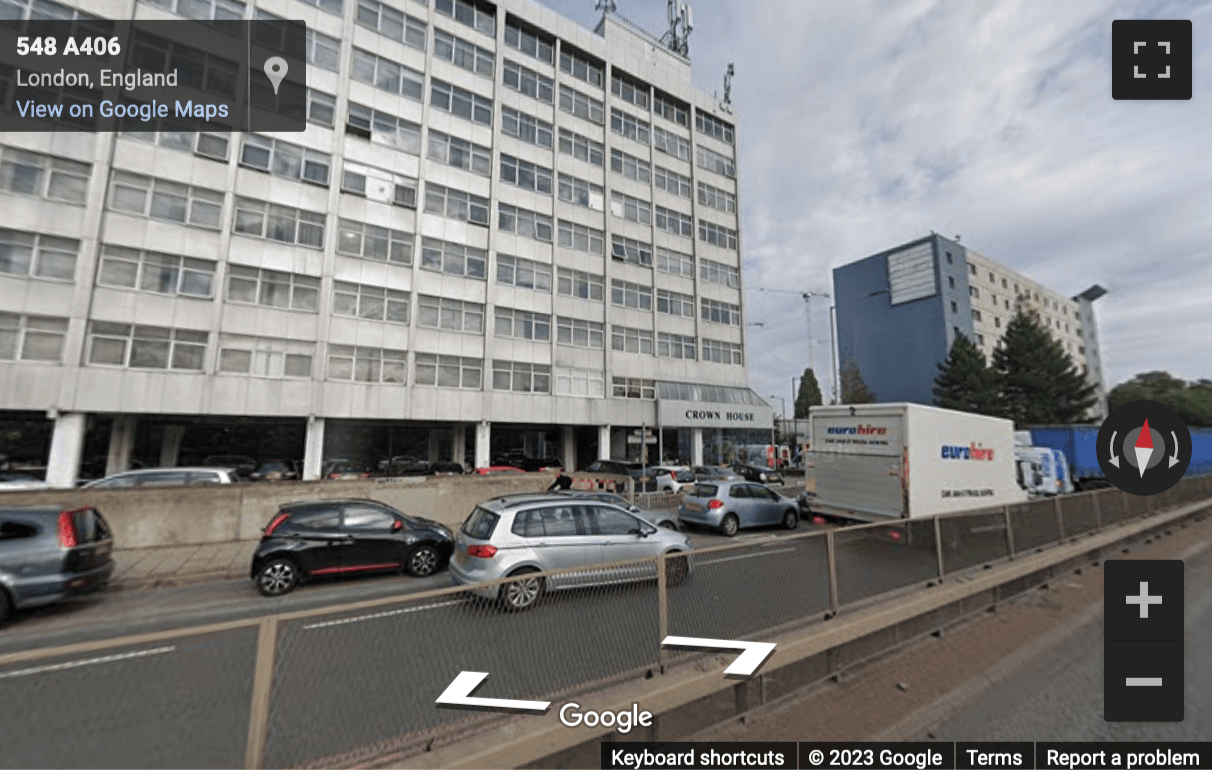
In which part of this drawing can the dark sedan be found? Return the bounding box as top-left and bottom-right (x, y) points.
(731, 463), (785, 485)
(251, 499), (455, 596)
(250, 460), (300, 482)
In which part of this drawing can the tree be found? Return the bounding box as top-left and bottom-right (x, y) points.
(794, 368), (823, 418)
(839, 358), (877, 404)
(932, 334), (999, 415)
(1109, 372), (1212, 427)
(991, 311), (1097, 426)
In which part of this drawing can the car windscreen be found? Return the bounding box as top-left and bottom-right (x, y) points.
(690, 483), (718, 498)
(462, 507), (499, 540)
(674, 470), (695, 482)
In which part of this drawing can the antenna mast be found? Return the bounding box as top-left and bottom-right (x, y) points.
(659, 0), (693, 57)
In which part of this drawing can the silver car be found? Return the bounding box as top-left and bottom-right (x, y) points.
(82, 467), (240, 489)
(449, 494), (693, 610)
(678, 480), (800, 537)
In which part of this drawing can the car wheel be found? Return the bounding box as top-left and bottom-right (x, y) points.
(0, 587), (11, 626)
(720, 514), (739, 537)
(665, 552), (688, 587)
(783, 509), (799, 530)
(257, 558), (299, 597)
(502, 568), (544, 611)
(405, 544), (441, 577)
(659, 520), (677, 530)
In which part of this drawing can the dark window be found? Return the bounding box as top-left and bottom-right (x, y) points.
(511, 509), (546, 538)
(343, 505), (397, 530)
(0, 520), (37, 540)
(462, 507), (499, 539)
(693, 483), (718, 497)
(289, 507), (342, 531)
(539, 506), (583, 536)
(729, 485), (751, 499)
(134, 470), (189, 487)
(753, 486), (778, 501)
(587, 506), (641, 535)
(185, 471), (223, 485)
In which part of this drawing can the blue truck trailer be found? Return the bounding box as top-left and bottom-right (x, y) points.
(1027, 425), (1212, 491)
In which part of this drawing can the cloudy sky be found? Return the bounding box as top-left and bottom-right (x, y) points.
(541, 0), (1212, 409)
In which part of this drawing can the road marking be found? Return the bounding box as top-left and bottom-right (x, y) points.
(0, 646), (176, 679)
(699, 547), (798, 566)
(304, 598), (468, 630)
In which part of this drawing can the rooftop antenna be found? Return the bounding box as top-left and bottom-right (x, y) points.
(659, 0), (692, 57)
(721, 62), (734, 113)
(595, 0), (616, 14)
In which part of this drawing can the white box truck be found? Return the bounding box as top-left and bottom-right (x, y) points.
(803, 403), (1028, 522)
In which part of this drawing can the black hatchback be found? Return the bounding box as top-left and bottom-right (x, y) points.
(251, 499), (454, 596)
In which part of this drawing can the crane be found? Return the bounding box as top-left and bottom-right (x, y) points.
(752, 287), (834, 402)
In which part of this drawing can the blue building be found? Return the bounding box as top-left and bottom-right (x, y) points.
(833, 234), (1108, 417)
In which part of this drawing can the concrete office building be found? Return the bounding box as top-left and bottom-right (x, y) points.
(0, 0), (770, 486)
(833, 234), (1109, 418)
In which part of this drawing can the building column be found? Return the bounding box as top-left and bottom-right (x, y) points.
(302, 417), (325, 481)
(427, 431), (441, 463)
(474, 421), (491, 469)
(561, 425), (576, 473)
(691, 428), (704, 467)
(597, 425), (611, 460)
(46, 412), (87, 489)
(159, 426), (185, 467)
(452, 425), (467, 469)
(105, 414), (138, 476)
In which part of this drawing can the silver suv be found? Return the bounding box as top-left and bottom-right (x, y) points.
(449, 494), (692, 610)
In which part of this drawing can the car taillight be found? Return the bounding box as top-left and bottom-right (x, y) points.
(467, 545), (497, 558)
(57, 510), (77, 548)
(264, 512), (290, 537)
(890, 530), (902, 541)
(707, 499), (724, 509)
(360, 473), (371, 478)
(328, 473), (340, 479)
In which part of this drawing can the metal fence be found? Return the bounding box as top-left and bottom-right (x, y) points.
(2, 476), (1210, 769)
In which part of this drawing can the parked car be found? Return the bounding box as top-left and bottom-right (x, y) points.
(323, 460), (374, 480)
(0, 472), (47, 491)
(551, 490), (679, 530)
(383, 456), (430, 476)
(250, 460), (300, 482)
(203, 455), (258, 478)
(251, 499), (455, 596)
(678, 480), (800, 537)
(650, 467), (695, 494)
(689, 466), (744, 482)
(581, 460), (657, 489)
(429, 462), (466, 475)
(449, 494), (692, 611)
(731, 463), (786, 486)
(0, 505), (115, 624)
(82, 467), (240, 489)
(514, 456), (564, 472)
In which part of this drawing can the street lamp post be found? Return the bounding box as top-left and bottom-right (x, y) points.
(769, 395), (786, 453)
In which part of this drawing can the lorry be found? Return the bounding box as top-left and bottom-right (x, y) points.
(1014, 431), (1074, 497)
(802, 403), (1028, 523)
(1026, 424), (1212, 491)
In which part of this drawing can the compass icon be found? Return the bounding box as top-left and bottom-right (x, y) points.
(1097, 400), (1192, 496)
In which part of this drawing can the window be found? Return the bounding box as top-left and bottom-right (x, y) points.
(356, 0), (427, 48)
(333, 282), (410, 324)
(611, 235), (652, 267)
(656, 206), (693, 238)
(343, 505), (397, 531)
(139, 0), (244, 21)
(504, 18), (554, 64)
(109, 172), (223, 229)
(558, 85), (604, 124)
(696, 181), (735, 213)
(559, 46), (603, 87)
(307, 28), (340, 72)
(557, 267), (603, 301)
(435, 0), (494, 37)
(611, 72), (649, 110)
(653, 126), (691, 161)
(610, 191), (651, 224)
(86, 321), (207, 370)
(702, 338), (743, 365)
(430, 78), (493, 125)
(97, 246), (216, 298)
(695, 111), (734, 144)
(696, 146), (735, 177)
(946, 252), (953, 264)
(972, 309), (982, 321)
(1002, 278), (1008, 289)
(557, 172), (604, 210)
(307, 89), (336, 127)
(989, 271), (995, 283)
(652, 91), (688, 127)
(501, 106), (554, 148)
(496, 254), (552, 291)
(0, 147), (90, 204)
(426, 131), (490, 177)
(226, 266), (320, 312)
(657, 288), (694, 317)
(951, 301), (957, 313)
(970, 264), (978, 276)
(557, 220), (604, 255)
(493, 360), (550, 393)
(499, 204), (554, 242)
(558, 128), (604, 166)
(699, 258), (739, 287)
(424, 183), (490, 226)
(1004, 299), (1010, 310)
(0, 313), (69, 362)
(327, 345), (407, 384)
(494, 307), (551, 341)
(420, 237), (487, 279)
(612, 377), (655, 399)
(701, 298), (741, 325)
(976, 333), (985, 346)
(434, 28), (494, 78)
(698, 219), (738, 249)
(414, 352), (483, 388)
(352, 48), (425, 101)
(417, 295), (484, 333)
(502, 59), (553, 103)
(340, 162), (418, 208)
(969, 286), (979, 298)
(994, 317), (1001, 328)
(233, 198), (325, 248)
(555, 366), (605, 397)
(655, 166), (692, 199)
(611, 325), (653, 355)
(948, 276), (955, 289)
(121, 130), (231, 161)
(129, 32), (238, 99)
(991, 294), (997, 305)
(610, 149), (650, 184)
(658, 247), (695, 278)
(556, 316), (604, 348)
(239, 135), (330, 186)
(0, 229), (78, 281)
(657, 331), (695, 360)
(610, 108), (650, 144)
(217, 334), (314, 378)
(611, 279), (652, 311)
(346, 103), (422, 154)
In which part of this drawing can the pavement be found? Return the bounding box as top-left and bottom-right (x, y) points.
(106, 540), (259, 591)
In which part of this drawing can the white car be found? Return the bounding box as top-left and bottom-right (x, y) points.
(0, 472), (47, 491)
(650, 466), (695, 493)
(82, 467), (240, 489)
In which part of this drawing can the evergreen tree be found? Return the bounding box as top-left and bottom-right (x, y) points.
(794, 368), (823, 418)
(932, 334), (999, 415)
(839, 358), (877, 404)
(991, 311), (1097, 426)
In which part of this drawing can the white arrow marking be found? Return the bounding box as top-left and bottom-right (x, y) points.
(662, 636), (776, 678)
(435, 671), (550, 713)
(1169, 431), (1181, 468)
(1134, 445), (1153, 477)
(1109, 430), (1120, 468)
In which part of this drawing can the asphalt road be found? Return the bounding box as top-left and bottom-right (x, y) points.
(0, 519), (943, 769)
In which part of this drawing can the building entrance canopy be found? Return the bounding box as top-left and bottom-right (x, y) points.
(656, 382), (773, 430)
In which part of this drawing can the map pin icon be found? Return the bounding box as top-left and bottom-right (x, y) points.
(264, 56), (288, 95)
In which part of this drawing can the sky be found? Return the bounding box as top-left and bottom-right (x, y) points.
(539, 0), (1212, 410)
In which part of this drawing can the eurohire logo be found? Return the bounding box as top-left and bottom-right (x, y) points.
(826, 425), (889, 435)
(941, 443), (995, 460)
